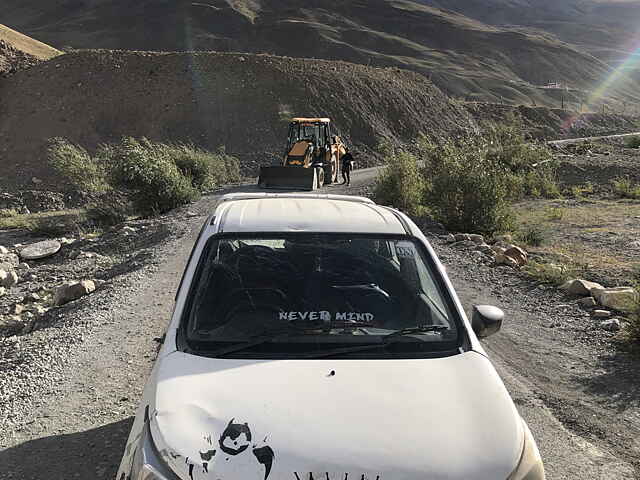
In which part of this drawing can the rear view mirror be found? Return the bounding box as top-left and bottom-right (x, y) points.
(471, 305), (504, 338)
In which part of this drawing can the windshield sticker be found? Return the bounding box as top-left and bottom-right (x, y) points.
(279, 311), (374, 322)
(396, 243), (414, 257)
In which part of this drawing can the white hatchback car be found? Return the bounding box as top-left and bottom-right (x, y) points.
(116, 193), (545, 480)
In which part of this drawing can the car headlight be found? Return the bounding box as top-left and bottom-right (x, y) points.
(130, 421), (179, 480)
(508, 420), (546, 480)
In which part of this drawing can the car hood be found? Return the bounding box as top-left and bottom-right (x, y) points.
(149, 351), (523, 480)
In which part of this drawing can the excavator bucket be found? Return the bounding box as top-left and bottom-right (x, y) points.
(258, 166), (318, 191)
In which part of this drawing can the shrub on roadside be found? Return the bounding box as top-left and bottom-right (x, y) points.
(99, 137), (200, 215)
(515, 224), (546, 246)
(523, 261), (574, 286)
(48, 137), (241, 218)
(418, 138), (517, 234)
(86, 192), (133, 226)
(373, 146), (427, 217)
(47, 138), (108, 193)
(374, 124), (557, 235)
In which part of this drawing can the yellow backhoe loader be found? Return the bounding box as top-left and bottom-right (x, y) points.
(258, 118), (347, 190)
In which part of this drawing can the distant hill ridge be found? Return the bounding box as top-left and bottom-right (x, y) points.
(2, 0), (639, 106)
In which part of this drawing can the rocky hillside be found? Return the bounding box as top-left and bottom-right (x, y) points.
(419, 0), (640, 63)
(0, 24), (61, 75)
(0, 49), (476, 191)
(466, 103), (640, 140)
(3, 0), (639, 106)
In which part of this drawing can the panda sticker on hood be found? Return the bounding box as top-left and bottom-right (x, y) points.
(185, 419), (275, 480)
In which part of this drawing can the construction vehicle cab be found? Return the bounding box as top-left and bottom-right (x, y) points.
(258, 118), (346, 190)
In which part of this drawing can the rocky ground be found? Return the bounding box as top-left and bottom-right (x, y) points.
(0, 170), (639, 479)
(514, 138), (640, 287)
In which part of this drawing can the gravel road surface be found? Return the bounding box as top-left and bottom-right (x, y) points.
(1, 169), (637, 479)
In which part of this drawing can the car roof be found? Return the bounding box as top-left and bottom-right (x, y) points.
(213, 194), (406, 234)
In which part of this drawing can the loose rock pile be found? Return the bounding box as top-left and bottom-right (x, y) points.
(0, 239), (97, 335)
(444, 231), (638, 334)
(445, 233), (529, 268)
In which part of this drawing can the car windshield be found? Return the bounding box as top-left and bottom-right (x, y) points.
(181, 234), (461, 358)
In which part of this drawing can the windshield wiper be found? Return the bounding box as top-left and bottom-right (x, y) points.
(297, 326), (450, 359)
(189, 330), (295, 357)
(189, 320), (374, 357)
(384, 325), (450, 340)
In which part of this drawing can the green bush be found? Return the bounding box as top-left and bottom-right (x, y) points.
(48, 138), (108, 193)
(611, 177), (640, 199)
(516, 225), (546, 246)
(49, 137), (241, 218)
(417, 139), (516, 234)
(100, 137), (200, 215)
(374, 124), (557, 235)
(523, 261), (574, 286)
(625, 136), (640, 149)
(373, 148), (427, 216)
(86, 193), (133, 226)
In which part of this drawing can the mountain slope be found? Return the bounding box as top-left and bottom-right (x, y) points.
(0, 24), (61, 75)
(3, 0), (638, 106)
(0, 50), (476, 190)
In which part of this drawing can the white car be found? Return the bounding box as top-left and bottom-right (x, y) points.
(116, 193), (545, 480)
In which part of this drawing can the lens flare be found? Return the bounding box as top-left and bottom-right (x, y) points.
(587, 34), (640, 109)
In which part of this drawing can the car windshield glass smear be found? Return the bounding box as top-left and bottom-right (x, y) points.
(182, 234), (460, 357)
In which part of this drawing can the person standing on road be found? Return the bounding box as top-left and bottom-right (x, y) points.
(341, 148), (354, 186)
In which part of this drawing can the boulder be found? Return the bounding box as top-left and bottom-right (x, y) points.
(504, 246), (528, 267)
(451, 240), (476, 248)
(495, 253), (519, 269)
(591, 287), (638, 312)
(491, 245), (507, 255)
(53, 280), (96, 306)
(592, 310), (611, 318)
(454, 233), (470, 242)
(577, 297), (596, 308)
(599, 319), (621, 332)
(560, 279), (603, 297)
(0, 252), (20, 270)
(468, 234), (485, 245)
(0, 269), (18, 288)
(19, 240), (62, 260)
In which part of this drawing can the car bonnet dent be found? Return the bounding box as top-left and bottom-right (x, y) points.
(148, 351), (523, 480)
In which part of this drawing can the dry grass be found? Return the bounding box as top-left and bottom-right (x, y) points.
(514, 198), (640, 284)
(0, 209), (85, 235)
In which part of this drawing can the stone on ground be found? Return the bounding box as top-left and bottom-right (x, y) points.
(592, 310), (611, 318)
(19, 240), (62, 260)
(578, 297), (596, 308)
(599, 319), (621, 332)
(560, 279), (604, 297)
(0, 269), (18, 288)
(468, 234), (485, 245)
(591, 287), (638, 312)
(504, 246), (528, 267)
(53, 280), (96, 306)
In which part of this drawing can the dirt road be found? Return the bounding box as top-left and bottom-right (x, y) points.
(548, 131), (640, 146)
(1, 171), (638, 479)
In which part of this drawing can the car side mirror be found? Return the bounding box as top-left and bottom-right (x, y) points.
(471, 305), (504, 338)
